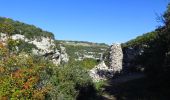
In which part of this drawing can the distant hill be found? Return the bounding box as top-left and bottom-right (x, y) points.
(56, 40), (109, 61)
(57, 40), (109, 47)
(122, 31), (158, 48)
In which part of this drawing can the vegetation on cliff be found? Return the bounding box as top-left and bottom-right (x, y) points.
(122, 3), (170, 97)
(122, 31), (158, 48)
(0, 17), (54, 39)
(55, 40), (109, 70)
(0, 18), (99, 100)
(56, 40), (108, 61)
(1, 2), (170, 100)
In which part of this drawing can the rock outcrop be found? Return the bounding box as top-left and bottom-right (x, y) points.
(89, 61), (113, 82)
(89, 43), (124, 82)
(110, 43), (123, 73)
(59, 45), (69, 63)
(0, 33), (69, 65)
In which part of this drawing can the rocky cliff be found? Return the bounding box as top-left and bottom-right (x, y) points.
(0, 33), (69, 65)
(0, 17), (144, 82)
(0, 17), (69, 65)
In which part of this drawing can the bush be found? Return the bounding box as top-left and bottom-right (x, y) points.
(78, 58), (99, 70)
(0, 39), (98, 99)
(0, 17), (54, 39)
(0, 51), (55, 99)
(48, 64), (95, 100)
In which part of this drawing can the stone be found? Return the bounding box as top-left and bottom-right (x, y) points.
(89, 43), (124, 82)
(110, 43), (123, 73)
(89, 61), (113, 82)
(59, 45), (69, 63)
(0, 33), (69, 65)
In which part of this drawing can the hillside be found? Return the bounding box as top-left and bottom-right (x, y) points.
(0, 17), (99, 99)
(0, 17), (109, 64)
(122, 31), (158, 48)
(119, 4), (170, 99)
(0, 17), (70, 65)
(56, 40), (109, 61)
(0, 17), (54, 39)
(57, 40), (108, 47)
(0, 3), (170, 99)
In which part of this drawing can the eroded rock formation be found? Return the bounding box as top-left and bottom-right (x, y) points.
(110, 43), (123, 73)
(89, 61), (113, 82)
(89, 43), (124, 82)
(0, 33), (69, 65)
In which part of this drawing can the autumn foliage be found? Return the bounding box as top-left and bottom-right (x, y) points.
(0, 42), (54, 99)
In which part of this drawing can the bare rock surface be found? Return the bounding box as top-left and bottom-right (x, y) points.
(89, 61), (113, 82)
(89, 43), (124, 82)
(0, 33), (69, 65)
(110, 43), (123, 73)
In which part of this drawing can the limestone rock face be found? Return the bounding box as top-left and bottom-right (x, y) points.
(89, 61), (113, 82)
(89, 43), (124, 82)
(59, 45), (69, 63)
(0, 33), (69, 65)
(110, 43), (123, 73)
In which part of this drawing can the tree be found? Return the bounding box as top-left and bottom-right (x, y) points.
(0, 19), (15, 58)
(0, 19), (14, 38)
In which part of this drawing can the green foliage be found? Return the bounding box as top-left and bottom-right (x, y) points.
(80, 58), (99, 70)
(122, 3), (170, 94)
(17, 40), (37, 53)
(7, 39), (20, 52)
(56, 40), (108, 61)
(72, 58), (99, 70)
(139, 4), (170, 85)
(0, 19), (14, 36)
(57, 40), (109, 47)
(94, 80), (106, 92)
(48, 64), (94, 100)
(103, 48), (110, 67)
(0, 18), (100, 100)
(122, 31), (158, 48)
(164, 3), (170, 25)
(0, 50), (54, 99)
(0, 17), (54, 39)
(0, 41), (97, 99)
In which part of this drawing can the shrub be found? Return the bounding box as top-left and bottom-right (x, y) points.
(0, 43), (55, 99)
(48, 64), (94, 100)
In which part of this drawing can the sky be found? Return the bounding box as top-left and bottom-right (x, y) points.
(0, 0), (169, 44)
